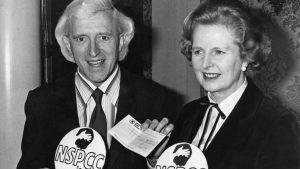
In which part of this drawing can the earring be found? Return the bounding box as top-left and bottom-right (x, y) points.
(241, 66), (247, 71)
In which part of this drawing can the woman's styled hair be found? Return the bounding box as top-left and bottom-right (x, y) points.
(55, 0), (135, 60)
(180, 1), (271, 71)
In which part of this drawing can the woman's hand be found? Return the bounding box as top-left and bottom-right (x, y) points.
(141, 117), (174, 158)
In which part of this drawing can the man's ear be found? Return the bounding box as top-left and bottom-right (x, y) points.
(62, 36), (75, 63)
(118, 34), (126, 61)
(118, 31), (134, 61)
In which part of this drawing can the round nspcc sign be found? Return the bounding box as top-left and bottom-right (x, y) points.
(155, 142), (208, 169)
(54, 127), (106, 169)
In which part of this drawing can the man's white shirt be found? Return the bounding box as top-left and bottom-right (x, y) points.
(75, 66), (120, 148)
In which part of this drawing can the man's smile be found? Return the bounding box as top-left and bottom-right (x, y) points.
(87, 59), (105, 67)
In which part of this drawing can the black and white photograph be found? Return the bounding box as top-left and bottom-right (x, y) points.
(0, 0), (299, 169)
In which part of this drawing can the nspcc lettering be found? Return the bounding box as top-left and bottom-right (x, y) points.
(55, 144), (105, 169)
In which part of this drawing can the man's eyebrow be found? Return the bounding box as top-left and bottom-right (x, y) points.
(98, 32), (113, 36)
(72, 34), (85, 38)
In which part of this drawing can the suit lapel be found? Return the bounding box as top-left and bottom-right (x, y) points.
(114, 69), (136, 123)
(107, 68), (137, 169)
(62, 76), (79, 128)
(52, 73), (79, 135)
(172, 97), (209, 145)
(204, 80), (263, 168)
(188, 98), (210, 143)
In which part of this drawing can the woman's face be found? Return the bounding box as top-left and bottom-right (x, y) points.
(191, 24), (248, 102)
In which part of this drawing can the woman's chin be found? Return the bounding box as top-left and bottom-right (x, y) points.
(201, 81), (220, 92)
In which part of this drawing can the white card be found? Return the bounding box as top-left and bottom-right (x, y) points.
(108, 115), (166, 157)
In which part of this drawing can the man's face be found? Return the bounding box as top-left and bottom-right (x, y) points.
(66, 12), (121, 86)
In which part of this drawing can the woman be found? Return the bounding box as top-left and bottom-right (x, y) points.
(141, 1), (299, 169)
(167, 1), (299, 169)
(144, 1), (299, 169)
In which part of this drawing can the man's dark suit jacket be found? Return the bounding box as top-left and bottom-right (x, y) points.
(169, 80), (299, 169)
(17, 68), (176, 169)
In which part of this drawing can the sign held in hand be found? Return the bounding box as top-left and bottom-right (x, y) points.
(156, 142), (208, 169)
(54, 127), (107, 169)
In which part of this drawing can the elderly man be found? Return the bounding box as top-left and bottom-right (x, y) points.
(17, 0), (174, 168)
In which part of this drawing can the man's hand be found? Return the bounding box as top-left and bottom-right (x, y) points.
(141, 117), (174, 158)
